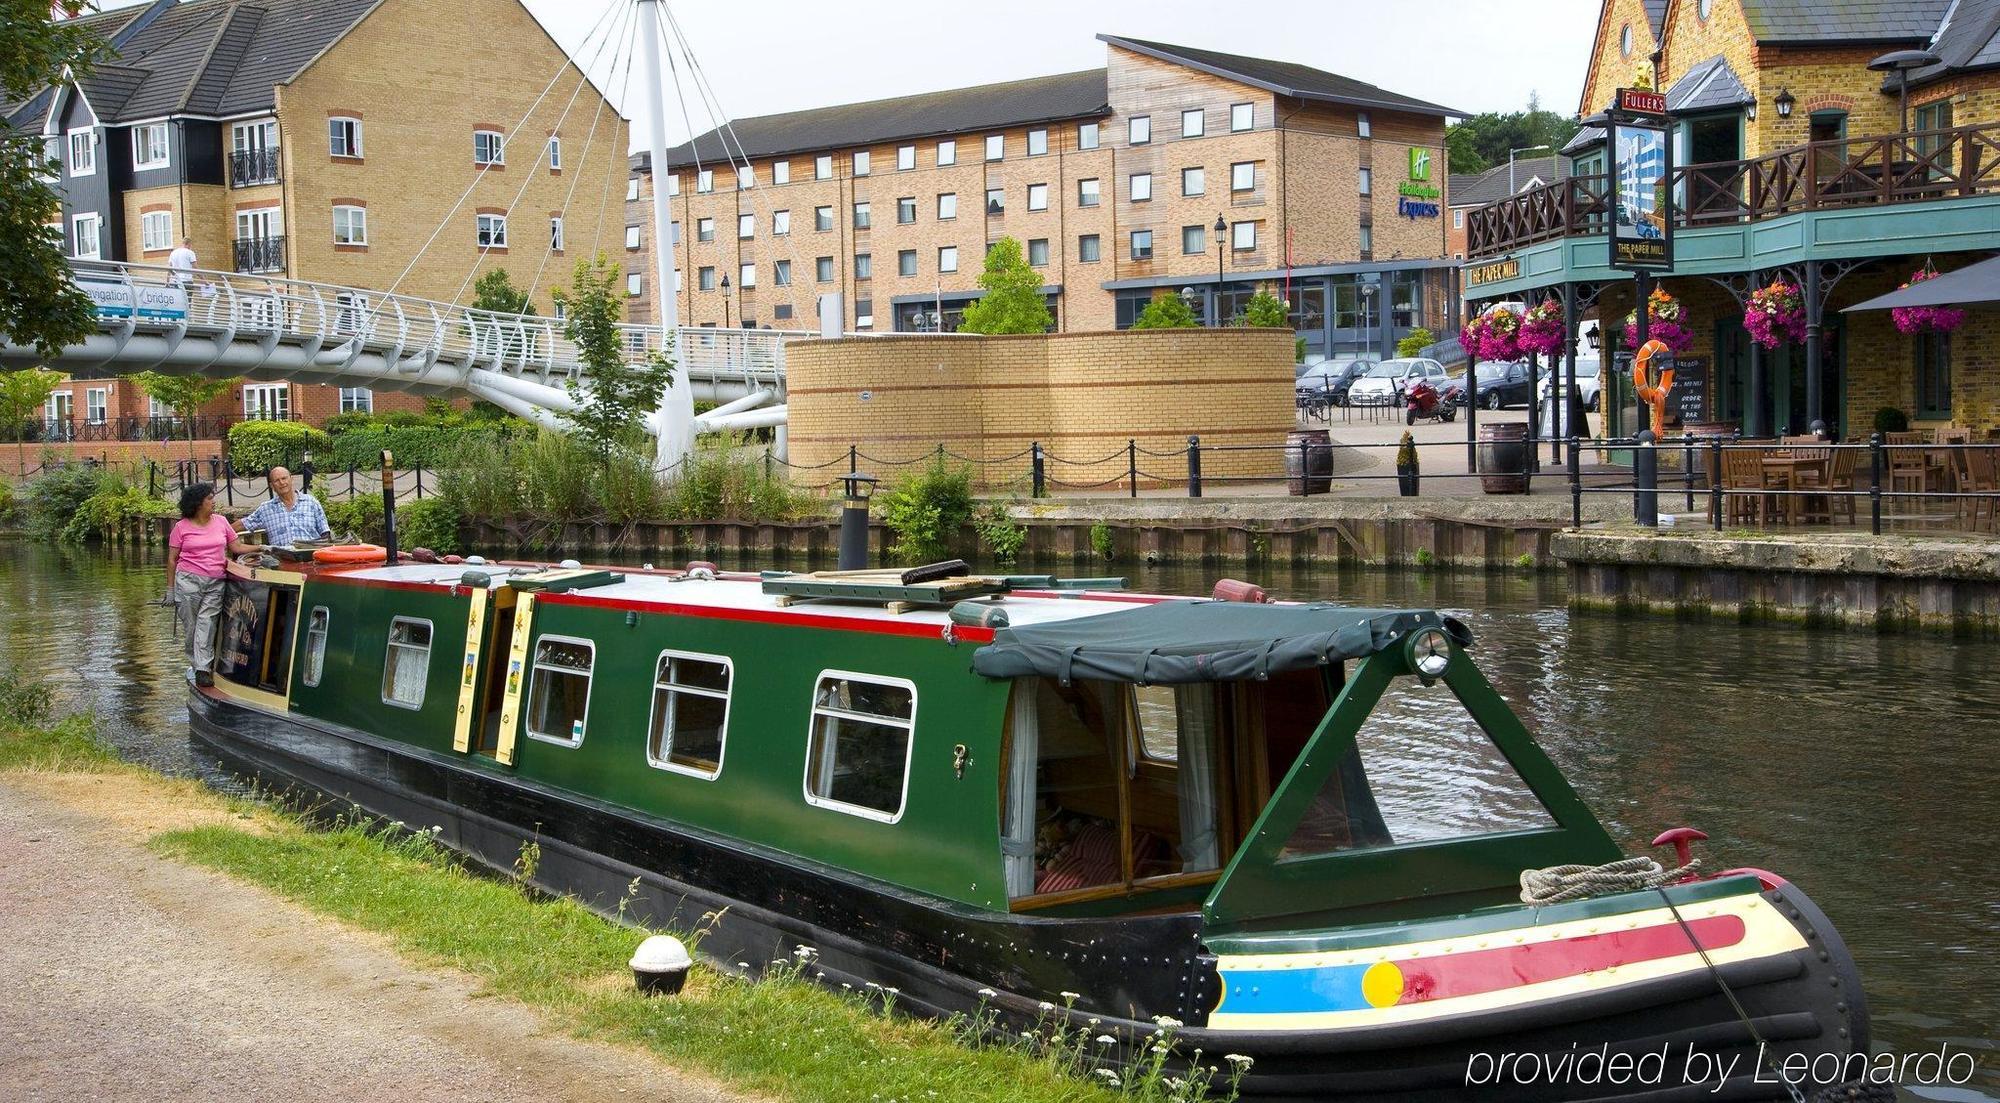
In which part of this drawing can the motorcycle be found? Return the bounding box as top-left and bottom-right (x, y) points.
(1402, 378), (1458, 425)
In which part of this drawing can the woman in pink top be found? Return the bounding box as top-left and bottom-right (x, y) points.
(167, 482), (252, 687)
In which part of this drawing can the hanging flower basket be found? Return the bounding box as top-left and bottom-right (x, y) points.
(1623, 287), (1694, 354)
(1460, 306), (1523, 362)
(1516, 298), (1566, 357)
(1892, 266), (1968, 334)
(1743, 280), (1806, 350)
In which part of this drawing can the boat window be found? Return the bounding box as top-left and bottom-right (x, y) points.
(804, 672), (916, 823)
(381, 617), (432, 710)
(303, 607), (329, 687)
(1279, 683), (1554, 858)
(526, 636), (594, 747)
(646, 651), (732, 778)
(1130, 684), (1180, 761)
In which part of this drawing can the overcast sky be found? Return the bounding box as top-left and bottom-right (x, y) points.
(95, 0), (1601, 144)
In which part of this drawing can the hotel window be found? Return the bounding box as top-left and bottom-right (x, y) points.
(738, 165), (755, 188)
(815, 154), (833, 179)
(476, 214), (508, 248)
(1077, 178), (1100, 207)
(627, 273), (643, 296)
(242, 383), (289, 420)
(1027, 238), (1048, 266)
(334, 205), (367, 246)
(986, 187), (1004, 215)
(1182, 224), (1204, 255)
(774, 259), (792, 286)
(699, 266), (716, 290)
(816, 256), (834, 282)
(626, 177), (641, 200)
(1182, 167), (1204, 196)
(1182, 108), (1204, 137)
(132, 123), (169, 170)
(666, 173), (680, 196)
(937, 192), (957, 219)
(1130, 229), (1153, 260)
(1916, 333), (1952, 419)
(85, 387), (107, 425)
(1232, 220), (1256, 250)
(853, 201), (871, 229)
(897, 144), (916, 171)
(647, 652), (733, 779)
(327, 117), (361, 158)
(815, 205), (833, 231)
(141, 210), (173, 252)
(1454, 209), (1464, 229)
(938, 245), (958, 273)
(550, 217), (564, 251)
(697, 168), (714, 193)
(71, 212), (101, 259)
(804, 672), (917, 822)
(854, 252), (872, 279)
(937, 139), (957, 165)
(1130, 115), (1152, 145)
(739, 262), (756, 288)
(985, 134), (1004, 161)
(1357, 111), (1371, 138)
(1027, 183), (1048, 210)
(1359, 223), (1374, 256)
(899, 249), (918, 277)
(67, 127), (95, 175)
(473, 129), (505, 165)
(773, 160), (790, 184)
(526, 636), (594, 746)
(773, 209), (791, 235)
(1231, 103), (1253, 132)
(1231, 161), (1255, 191)
(1027, 128), (1048, 156)
(738, 212), (755, 239)
(897, 197), (917, 224)
(853, 150), (870, 176)
(1078, 122), (1099, 150)
(547, 136), (561, 170)
(697, 217), (714, 241)
(340, 387), (374, 413)
(1129, 172), (1152, 201)
(302, 608), (329, 687)
(1358, 167), (1372, 196)
(381, 617), (433, 710)
(625, 224), (642, 249)
(1078, 233), (1101, 262)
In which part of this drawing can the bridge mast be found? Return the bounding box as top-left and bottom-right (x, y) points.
(636, 0), (695, 469)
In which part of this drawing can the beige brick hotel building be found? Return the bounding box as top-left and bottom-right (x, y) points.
(626, 35), (1465, 361)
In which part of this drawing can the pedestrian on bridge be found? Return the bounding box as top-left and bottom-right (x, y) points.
(239, 466), (331, 547)
(168, 239), (197, 287)
(168, 483), (255, 688)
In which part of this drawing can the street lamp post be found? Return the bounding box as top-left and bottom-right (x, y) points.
(1508, 144), (1556, 193)
(719, 273), (732, 328)
(1360, 283), (1378, 359)
(1214, 214), (1227, 326)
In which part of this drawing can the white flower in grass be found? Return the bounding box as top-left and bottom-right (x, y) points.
(1224, 1054), (1254, 1070)
(976, 987), (998, 998)
(735, 961), (750, 969)
(1095, 1034), (1116, 1046)
(1087, 1017), (1100, 1026)
(1059, 990), (1081, 1001)
(1093, 1070), (1122, 1087)
(1037, 1000), (1055, 1012)
(864, 981), (881, 990)
(1151, 1014), (1183, 1028)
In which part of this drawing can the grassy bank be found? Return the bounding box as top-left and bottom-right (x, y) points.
(0, 674), (1242, 1103)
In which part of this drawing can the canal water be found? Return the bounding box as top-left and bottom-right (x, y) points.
(2, 541), (1994, 1099)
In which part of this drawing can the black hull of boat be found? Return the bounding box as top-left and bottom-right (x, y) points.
(188, 690), (1869, 1102)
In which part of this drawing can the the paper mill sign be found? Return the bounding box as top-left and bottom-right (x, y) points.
(1464, 257), (1521, 287)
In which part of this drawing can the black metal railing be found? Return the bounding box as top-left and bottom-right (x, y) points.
(1, 414), (249, 445)
(232, 235), (285, 274)
(229, 148), (281, 188)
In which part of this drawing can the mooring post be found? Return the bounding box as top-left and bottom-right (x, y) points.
(837, 472), (877, 570)
(1569, 435), (1583, 529)
(380, 449), (399, 565)
(1870, 433), (1884, 536)
(1030, 442), (1045, 499)
(1635, 430), (1658, 527)
(1710, 436), (1724, 531)
(1186, 435), (1202, 498)
(1127, 439), (1138, 499)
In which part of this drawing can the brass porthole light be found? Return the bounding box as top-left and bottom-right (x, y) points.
(1406, 626), (1453, 684)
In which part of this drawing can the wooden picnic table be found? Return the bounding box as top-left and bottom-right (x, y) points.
(1762, 454), (1831, 523)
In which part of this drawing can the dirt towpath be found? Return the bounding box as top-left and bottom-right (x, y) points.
(0, 771), (750, 1103)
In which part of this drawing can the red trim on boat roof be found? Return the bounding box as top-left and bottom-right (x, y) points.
(1009, 589), (1171, 605)
(539, 591), (999, 643)
(315, 572), (460, 594)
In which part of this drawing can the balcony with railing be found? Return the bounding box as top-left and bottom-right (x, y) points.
(233, 235), (286, 274)
(229, 147), (281, 188)
(1466, 122), (2000, 260)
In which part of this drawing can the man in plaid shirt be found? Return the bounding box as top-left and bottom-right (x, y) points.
(239, 467), (332, 547)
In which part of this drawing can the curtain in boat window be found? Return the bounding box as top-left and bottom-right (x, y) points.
(382, 618), (431, 708)
(1176, 686), (1221, 872)
(1003, 680), (1041, 896)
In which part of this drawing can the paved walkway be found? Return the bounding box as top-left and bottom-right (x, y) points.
(0, 772), (747, 1103)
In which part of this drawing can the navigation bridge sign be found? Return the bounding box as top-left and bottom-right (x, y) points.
(80, 278), (188, 322)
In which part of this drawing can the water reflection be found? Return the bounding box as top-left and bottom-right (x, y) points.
(1, 543), (1992, 1095)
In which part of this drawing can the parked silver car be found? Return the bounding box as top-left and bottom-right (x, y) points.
(1535, 355), (1604, 413)
(1346, 358), (1449, 406)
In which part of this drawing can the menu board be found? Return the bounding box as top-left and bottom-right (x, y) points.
(1669, 355), (1708, 425)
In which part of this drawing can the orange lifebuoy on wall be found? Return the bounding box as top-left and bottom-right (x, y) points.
(312, 543), (389, 565)
(1632, 339), (1675, 437)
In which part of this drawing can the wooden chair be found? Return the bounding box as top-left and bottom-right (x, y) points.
(1958, 446), (1999, 532)
(1721, 448), (1771, 526)
(1884, 431), (1930, 507)
(1800, 446), (1858, 524)
(1934, 428), (1971, 492)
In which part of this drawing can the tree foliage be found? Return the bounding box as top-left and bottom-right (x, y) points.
(0, 367), (60, 435)
(556, 256), (672, 465)
(957, 238), (1050, 334)
(1, 2), (105, 358)
(1396, 327), (1437, 358)
(470, 269), (536, 316)
(1445, 94), (1581, 175)
(133, 372), (235, 458)
(1130, 292), (1200, 330)
(1241, 291), (1289, 328)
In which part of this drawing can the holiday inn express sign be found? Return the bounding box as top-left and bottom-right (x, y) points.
(1398, 147), (1440, 219)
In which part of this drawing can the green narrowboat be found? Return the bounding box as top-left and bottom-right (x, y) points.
(190, 554), (1869, 1100)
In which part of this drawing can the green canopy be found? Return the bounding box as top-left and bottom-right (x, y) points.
(970, 601), (1471, 685)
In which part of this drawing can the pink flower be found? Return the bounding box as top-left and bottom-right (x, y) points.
(1891, 267), (1967, 334)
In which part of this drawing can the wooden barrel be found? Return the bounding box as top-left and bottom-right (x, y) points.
(1478, 422), (1530, 494)
(1285, 429), (1333, 495)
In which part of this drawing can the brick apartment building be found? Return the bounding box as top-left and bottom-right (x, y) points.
(7, 0), (629, 440)
(626, 35), (1465, 362)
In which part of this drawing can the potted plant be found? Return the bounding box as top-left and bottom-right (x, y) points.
(1516, 299), (1566, 358)
(1623, 287), (1694, 354)
(1893, 264), (1968, 334)
(1396, 431), (1419, 496)
(1743, 280), (1806, 349)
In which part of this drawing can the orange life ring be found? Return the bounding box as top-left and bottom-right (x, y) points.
(1632, 339), (1675, 436)
(312, 543), (388, 565)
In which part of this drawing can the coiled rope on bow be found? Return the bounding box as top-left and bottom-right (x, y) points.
(1518, 856), (1700, 905)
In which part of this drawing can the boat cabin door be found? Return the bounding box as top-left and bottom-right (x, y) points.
(451, 585), (521, 761)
